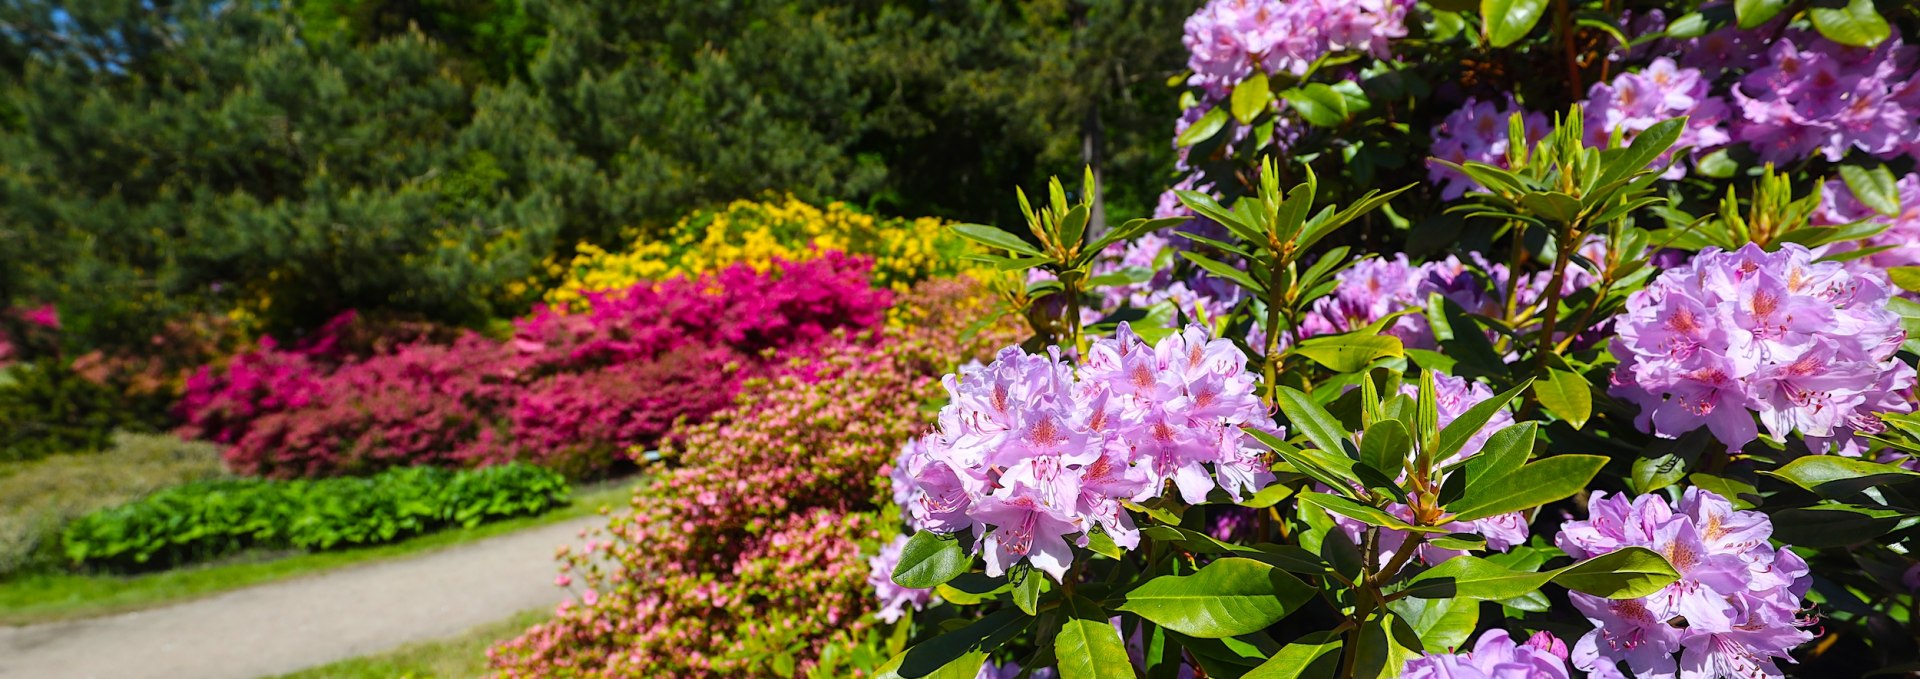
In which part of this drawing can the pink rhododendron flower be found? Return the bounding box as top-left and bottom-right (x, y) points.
(1428, 97), (1549, 199)
(1403, 629), (1572, 679)
(1182, 0), (1413, 97)
(1556, 489), (1815, 679)
(1731, 31), (1920, 163)
(1581, 58), (1732, 179)
(1813, 172), (1920, 272)
(1610, 243), (1915, 453)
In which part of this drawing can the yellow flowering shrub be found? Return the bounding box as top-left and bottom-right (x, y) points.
(545, 195), (978, 310)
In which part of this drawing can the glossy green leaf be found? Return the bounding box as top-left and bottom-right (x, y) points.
(1359, 420), (1413, 478)
(1447, 454), (1607, 522)
(1242, 631), (1342, 679)
(1117, 557), (1314, 638)
(1388, 596), (1480, 652)
(1839, 164), (1901, 217)
(1550, 546), (1683, 599)
(1177, 107), (1230, 147)
(1889, 267), (1920, 294)
(1481, 0), (1550, 47)
(1279, 84), (1349, 127)
(893, 530), (971, 589)
(1298, 492), (1443, 533)
(1454, 423), (1537, 505)
(1772, 505), (1920, 547)
(1434, 381), (1530, 464)
(1763, 455), (1920, 499)
(1292, 333), (1405, 373)
(876, 608), (1028, 679)
(1013, 570), (1045, 615)
(1231, 72), (1271, 125)
(1534, 368), (1592, 429)
(1402, 546), (1677, 601)
(1810, 0), (1891, 47)
(950, 223), (1042, 257)
(1275, 386), (1356, 462)
(1734, 0), (1789, 28)
(1056, 595), (1133, 679)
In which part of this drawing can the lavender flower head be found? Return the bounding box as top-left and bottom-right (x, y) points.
(1402, 629), (1572, 679)
(1334, 371), (1529, 567)
(1813, 171), (1920, 271)
(866, 534), (934, 622)
(893, 324), (1276, 581)
(1182, 0), (1413, 98)
(1556, 488), (1816, 679)
(1428, 97), (1549, 199)
(1731, 30), (1920, 164)
(1581, 58), (1732, 179)
(1609, 243), (1915, 453)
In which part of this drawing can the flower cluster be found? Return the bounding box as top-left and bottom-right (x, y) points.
(1731, 31), (1920, 164)
(1609, 243), (1915, 453)
(1332, 371), (1529, 566)
(489, 278), (1024, 678)
(1814, 171), (1920, 271)
(893, 324), (1274, 581)
(1582, 58), (1732, 179)
(1556, 489), (1815, 679)
(1182, 0), (1413, 98)
(547, 195), (976, 309)
(1402, 629), (1572, 679)
(1428, 97), (1548, 199)
(865, 534), (934, 622)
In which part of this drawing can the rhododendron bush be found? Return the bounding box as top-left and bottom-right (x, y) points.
(179, 254), (890, 477)
(492, 2), (1920, 678)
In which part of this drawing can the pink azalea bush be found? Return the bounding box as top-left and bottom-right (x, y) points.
(180, 254), (892, 477)
(487, 278), (1022, 677)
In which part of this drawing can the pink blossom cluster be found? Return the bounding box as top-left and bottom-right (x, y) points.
(1609, 243), (1915, 453)
(1731, 31), (1920, 164)
(1581, 58), (1732, 179)
(489, 279), (1025, 678)
(865, 534), (934, 622)
(180, 254), (892, 477)
(1428, 97), (1548, 199)
(1182, 0), (1413, 98)
(1402, 629), (1572, 679)
(1814, 171), (1920, 271)
(1556, 489), (1815, 679)
(893, 324), (1275, 581)
(1333, 371), (1529, 567)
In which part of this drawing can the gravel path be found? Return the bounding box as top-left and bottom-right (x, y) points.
(0, 515), (600, 679)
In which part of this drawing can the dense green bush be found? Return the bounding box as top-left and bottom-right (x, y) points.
(0, 359), (167, 463)
(61, 463), (568, 570)
(0, 432), (227, 577)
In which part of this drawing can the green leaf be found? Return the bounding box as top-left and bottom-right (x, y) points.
(1177, 107), (1230, 147)
(1279, 84), (1349, 127)
(1734, 0), (1789, 28)
(1434, 381), (1530, 465)
(1055, 595), (1133, 679)
(1840, 164), (1901, 217)
(1059, 204), (1091, 254)
(1550, 546), (1683, 599)
(1520, 192), (1582, 224)
(1387, 596), (1480, 652)
(1399, 555), (1555, 601)
(1771, 504), (1920, 547)
(1597, 117), (1685, 187)
(1298, 492), (1443, 533)
(1534, 368), (1592, 429)
(1238, 482), (1296, 509)
(1810, 0), (1891, 47)
(950, 223), (1042, 257)
(1292, 333), (1405, 374)
(1359, 420), (1413, 479)
(1231, 72), (1272, 125)
(1181, 251), (1267, 295)
(1447, 454), (1607, 522)
(1117, 557), (1315, 638)
(1763, 455), (1920, 499)
(1481, 0), (1550, 47)
(1013, 570), (1046, 615)
(1242, 631), (1342, 679)
(1889, 267), (1920, 294)
(1275, 386), (1355, 462)
(1453, 423), (1537, 505)
(876, 608), (1029, 679)
(893, 530), (972, 589)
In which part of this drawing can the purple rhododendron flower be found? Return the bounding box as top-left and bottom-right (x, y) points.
(865, 534), (933, 622)
(1609, 243), (1915, 453)
(1556, 489), (1815, 679)
(1813, 172), (1920, 271)
(1428, 97), (1549, 199)
(1402, 629), (1572, 679)
(893, 324), (1275, 581)
(1182, 0), (1413, 98)
(1333, 371), (1528, 566)
(1581, 58), (1732, 179)
(1731, 30), (1920, 164)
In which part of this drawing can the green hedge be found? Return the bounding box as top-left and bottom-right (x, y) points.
(61, 463), (569, 570)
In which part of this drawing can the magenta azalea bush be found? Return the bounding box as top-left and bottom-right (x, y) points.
(180, 254), (890, 477)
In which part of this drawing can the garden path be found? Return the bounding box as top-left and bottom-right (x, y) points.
(0, 514), (601, 679)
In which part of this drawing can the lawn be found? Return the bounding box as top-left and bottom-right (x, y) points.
(272, 608), (550, 679)
(0, 476), (638, 626)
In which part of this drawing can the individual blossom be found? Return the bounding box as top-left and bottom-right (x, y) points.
(866, 534), (934, 623)
(1731, 31), (1920, 164)
(1332, 371), (1527, 566)
(1556, 488), (1816, 679)
(1609, 243), (1916, 453)
(1581, 58), (1732, 179)
(1402, 629), (1572, 679)
(1812, 171), (1920, 271)
(1427, 97), (1549, 199)
(895, 324), (1275, 581)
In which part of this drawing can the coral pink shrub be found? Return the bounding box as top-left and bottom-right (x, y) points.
(487, 277), (1022, 678)
(180, 254), (893, 477)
